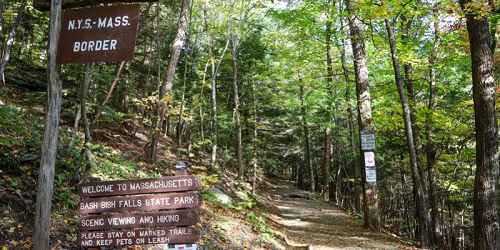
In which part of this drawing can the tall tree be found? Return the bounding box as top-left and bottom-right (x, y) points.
(461, 1), (499, 249)
(299, 82), (314, 192)
(0, 2), (25, 85)
(425, 4), (441, 244)
(337, 2), (360, 211)
(322, 0), (334, 201)
(231, 35), (244, 179)
(345, 0), (379, 229)
(148, 0), (191, 162)
(33, 0), (63, 249)
(385, 18), (432, 247)
(202, 0), (230, 169)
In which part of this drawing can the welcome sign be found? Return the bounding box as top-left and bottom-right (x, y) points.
(78, 174), (202, 248)
(57, 4), (140, 64)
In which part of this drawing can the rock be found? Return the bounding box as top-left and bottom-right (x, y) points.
(209, 187), (233, 206)
(135, 132), (149, 141)
(235, 190), (250, 201)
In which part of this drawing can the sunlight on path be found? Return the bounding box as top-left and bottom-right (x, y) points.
(263, 179), (417, 250)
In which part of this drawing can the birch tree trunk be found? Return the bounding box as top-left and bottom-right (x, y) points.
(345, 0), (379, 229)
(231, 36), (244, 179)
(202, 0), (229, 169)
(148, 0), (190, 162)
(33, 0), (63, 249)
(461, 1), (499, 249)
(0, 2), (25, 85)
(385, 18), (432, 247)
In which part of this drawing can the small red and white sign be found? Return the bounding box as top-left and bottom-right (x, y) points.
(364, 151), (375, 167)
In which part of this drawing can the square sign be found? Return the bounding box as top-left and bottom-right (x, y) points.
(365, 167), (376, 183)
(57, 5), (140, 64)
(360, 131), (375, 151)
(364, 151), (375, 167)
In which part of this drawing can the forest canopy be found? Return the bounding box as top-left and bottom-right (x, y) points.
(0, 0), (498, 249)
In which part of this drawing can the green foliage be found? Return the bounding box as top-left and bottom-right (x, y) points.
(0, 105), (43, 168)
(246, 211), (273, 240)
(87, 143), (143, 180)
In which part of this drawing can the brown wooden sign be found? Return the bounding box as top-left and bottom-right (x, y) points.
(80, 192), (201, 214)
(79, 226), (200, 248)
(57, 4), (140, 64)
(79, 175), (200, 197)
(78, 171), (202, 248)
(80, 209), (199, 230)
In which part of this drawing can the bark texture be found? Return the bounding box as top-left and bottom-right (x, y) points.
(33, 0), (63, 249)
(462, 1), (499, 249)
(345, 0), (379, 230)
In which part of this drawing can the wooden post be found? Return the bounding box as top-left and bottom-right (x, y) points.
(33, 0), (63, 249)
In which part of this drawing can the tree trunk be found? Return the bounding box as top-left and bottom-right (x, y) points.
(338, 4), (360, 212)
(76, 64), (97, 181)
(462, 1), (499, 249)
(426, 5), (440, 245)
(121, 64), (130, 113)
(0, 1), (4, 41)
(252, 81), (258, 194)
(94, 61), (126, 123)
(33, 0), (63, 249)
(203, 0), (230, 169)
(0, 2), (25, 85)
(345, 0), (379, 229)
(148, 0), (190, 162)
(299, 84), (314, 192)
(323, 3), (334, 201)
(231, 36), (244, 179)
(177, 53), (189, 150)
(385, 18), (432, 247)
(322, 128), (332, 201)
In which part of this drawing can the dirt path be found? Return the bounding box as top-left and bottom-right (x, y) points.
(262, 179), (417, 250)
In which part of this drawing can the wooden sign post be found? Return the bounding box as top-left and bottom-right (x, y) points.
(79, 174), (202, 248)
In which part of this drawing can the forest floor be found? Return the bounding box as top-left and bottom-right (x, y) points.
(257, 178), (418, 250)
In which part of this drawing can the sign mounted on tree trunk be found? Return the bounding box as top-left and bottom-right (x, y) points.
(365, 167), (376, 183)
(57, 4), (140, 64)
(360, 131), (375, 151)
(363, 151), (375, 167)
